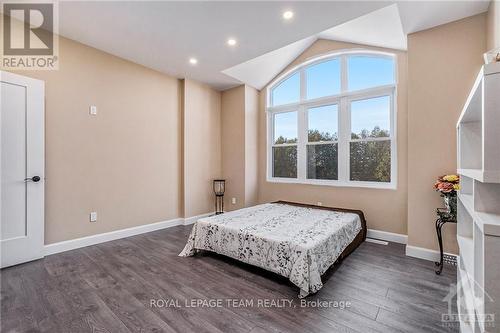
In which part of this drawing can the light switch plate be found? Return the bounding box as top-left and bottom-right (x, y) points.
(90, 212), (97, 222)
(89, 105), (97, 115)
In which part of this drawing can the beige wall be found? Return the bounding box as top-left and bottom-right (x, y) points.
(7, 33), (222, 244)
(407, 14), (486, 253)
(221, 85), (259, 211)
(221, 85), (246, 210)
(13, 37), (183, 244)
(487, 0), (500, 50)
(183, 79), (222, 217)
(244, 85), (260, 207)
(257, 39), (409, 235)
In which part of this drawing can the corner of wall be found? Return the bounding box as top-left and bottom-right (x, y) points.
(179, 79), (186, 218)
(487, 0), (500, 50)
(244, 85), (260, 207)
(182, 79), (222, 218)
(220, 84), (260, 210)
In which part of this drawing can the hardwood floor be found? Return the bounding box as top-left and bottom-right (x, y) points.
(1, 225), (458, 333)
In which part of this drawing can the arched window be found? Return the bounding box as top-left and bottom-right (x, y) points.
(267, 50), (397, 188)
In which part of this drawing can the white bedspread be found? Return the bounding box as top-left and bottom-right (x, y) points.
(179, 203), (362, 298)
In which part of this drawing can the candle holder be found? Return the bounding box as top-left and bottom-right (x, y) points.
(213, 180), (225, 215)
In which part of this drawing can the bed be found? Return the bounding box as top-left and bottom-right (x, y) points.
(179, 201), (367, 298)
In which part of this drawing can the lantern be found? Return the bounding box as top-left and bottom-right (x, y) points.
(213, 179), (225, 215)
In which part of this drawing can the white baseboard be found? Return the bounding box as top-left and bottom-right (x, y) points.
(367, 229), (408, 244)
(44, 216), (450, 264)
(45, 213), (212, 256)
(405, 245), (457, 262)
(184, 212), (212, 225)
(366, 230), (458, 262)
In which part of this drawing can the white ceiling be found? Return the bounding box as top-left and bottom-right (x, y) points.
(58, 1), (490, 91)
(318, 4), (407, 51)
(222, 36), (317, 92)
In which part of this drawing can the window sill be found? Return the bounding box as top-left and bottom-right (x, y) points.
(266, 177), (397, 190)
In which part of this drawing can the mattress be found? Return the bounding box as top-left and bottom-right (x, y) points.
(179, 202), (362, 298)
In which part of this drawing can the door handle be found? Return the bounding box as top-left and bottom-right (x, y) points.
(24, 176), (41, 182)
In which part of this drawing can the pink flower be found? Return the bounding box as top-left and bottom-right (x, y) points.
(437, 182), (454, 193)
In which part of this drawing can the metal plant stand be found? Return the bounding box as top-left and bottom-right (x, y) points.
(434, 208), (456, 275)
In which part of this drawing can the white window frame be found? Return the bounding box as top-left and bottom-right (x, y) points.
(270, 109), (299, 178)
(266, 50), (397, 189)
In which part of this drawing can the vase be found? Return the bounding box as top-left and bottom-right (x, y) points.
(443, 195), (457, 219)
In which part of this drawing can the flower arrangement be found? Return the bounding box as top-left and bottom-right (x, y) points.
(434, 174), (460, 194)
(434, 174), (460, 219)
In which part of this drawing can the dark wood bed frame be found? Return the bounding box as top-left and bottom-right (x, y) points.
(273, 200), (367, 262)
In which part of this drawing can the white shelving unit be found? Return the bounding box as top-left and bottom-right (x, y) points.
(456, 62), (500, 333)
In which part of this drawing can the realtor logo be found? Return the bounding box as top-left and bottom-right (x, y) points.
(1, 1), (59, 69)
(3, 3), (53, 55)
(442, 281), (495, 329)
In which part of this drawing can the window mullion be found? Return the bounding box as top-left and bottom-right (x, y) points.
(341, 55), (348, 94)
(297, 68), (307, 181)
(297, 105), (307, 181)
(338, 56), (349, 183)
(300, 68), (306, 102)
(267, 112), (273, 179)
(338, 97), (350, 182)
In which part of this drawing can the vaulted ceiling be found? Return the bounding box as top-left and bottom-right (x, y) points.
(57, 1), (490, 91)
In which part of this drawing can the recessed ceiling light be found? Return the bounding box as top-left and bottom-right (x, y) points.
(189, 57), (198, 65)
(283, 10), (294, 20)
(227, 38), (237, 46)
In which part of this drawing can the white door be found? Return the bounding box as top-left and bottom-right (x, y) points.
(1, 71), (45, 268)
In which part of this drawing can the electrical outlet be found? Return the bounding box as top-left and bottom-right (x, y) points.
(90, 212), (97, 222)
(231, 197), (236, 204)
(317, 202), (323, 206)
(89, 105), (97, 115)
